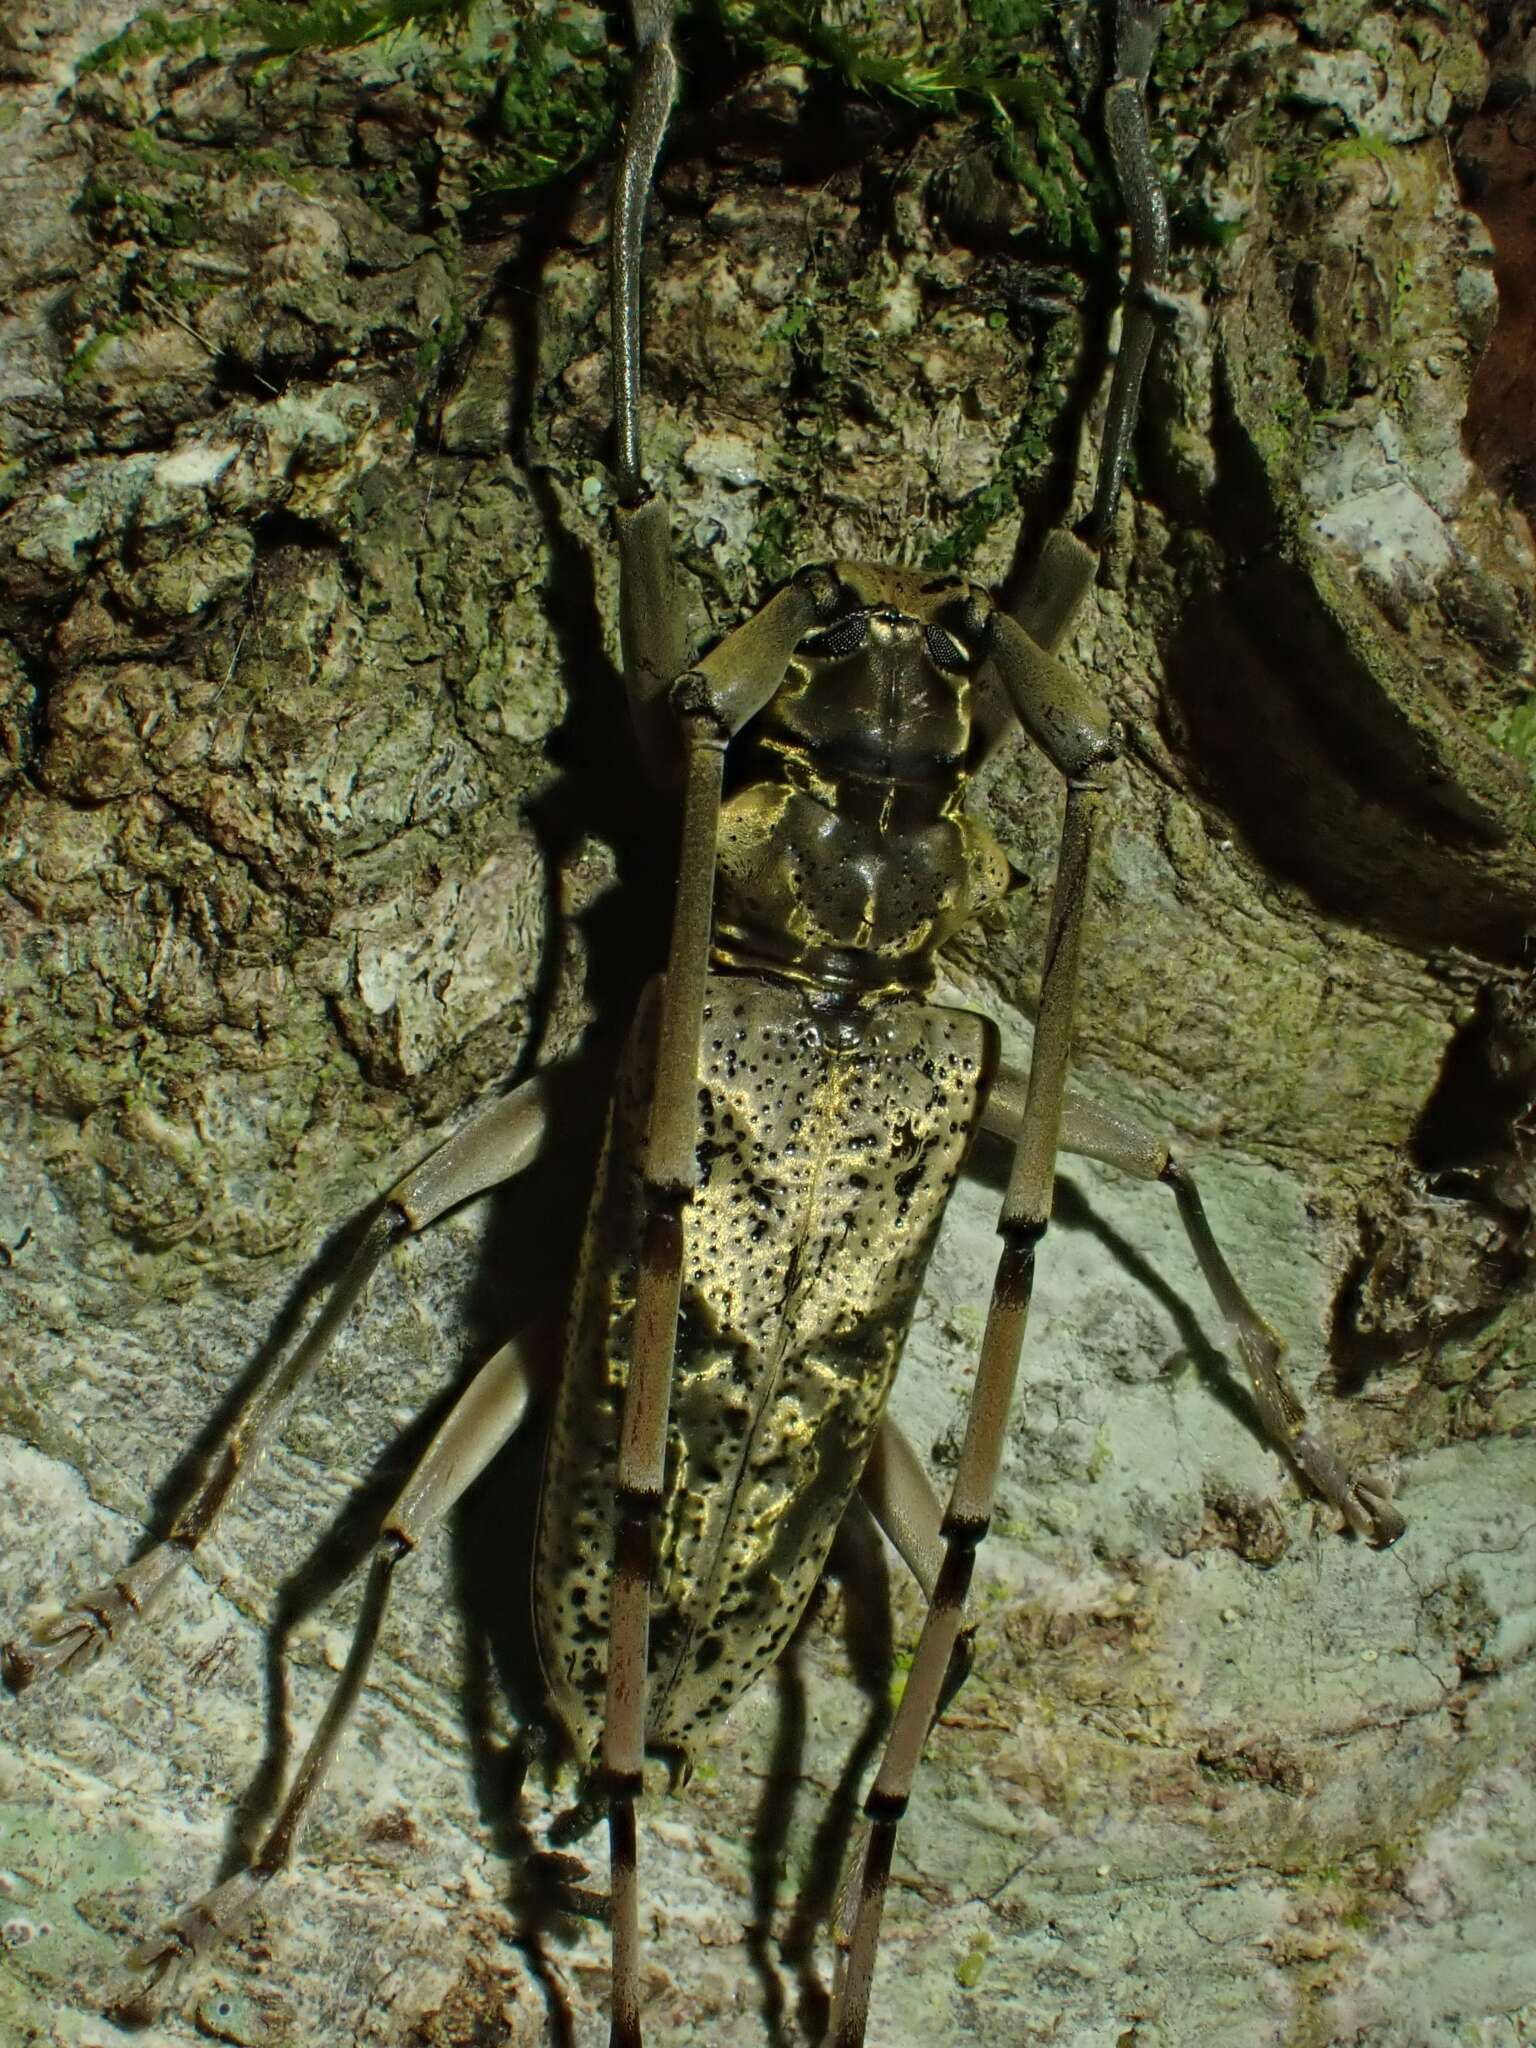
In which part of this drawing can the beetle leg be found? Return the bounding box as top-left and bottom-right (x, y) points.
(3, 1062), (593, 1693)
(826, 8), (1177, 2034)
(859, 1414), (975, 1717)
(783, 1425), (967, 2039)
(600, 592), (844, 2043)
(117, 1325), (544, 2017)
(602, 13), (843, 2030)
(984, 602), (1114, 778)
(858, 1416), (943, 1600)
(598, 612), (778, 2048)
(827, 780), (1105, 2048)
(601, 716), (724, 2048)
(983, 1076), (1405, 1547)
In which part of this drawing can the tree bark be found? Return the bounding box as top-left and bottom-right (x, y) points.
(1, 3), (1533, 2045)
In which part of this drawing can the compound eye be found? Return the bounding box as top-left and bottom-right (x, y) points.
(933, 590), (991, 659)
(924, 623), (972, 673)
(801, 612), (870, 661)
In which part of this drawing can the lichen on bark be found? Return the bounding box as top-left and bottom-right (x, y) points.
(1, 3), (1533, 2046)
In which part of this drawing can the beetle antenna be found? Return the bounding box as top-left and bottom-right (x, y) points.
(1078, 0), (1172, 551)
(613, 0), (679, 507)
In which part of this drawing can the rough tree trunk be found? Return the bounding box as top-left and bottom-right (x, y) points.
(1, 3), (1533, 2045)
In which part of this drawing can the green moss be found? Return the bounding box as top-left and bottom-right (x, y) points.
(707, 0), (1104, 252)
(921, 316), (1076, 573)
(84, 1), (623, 195)
(1176, 197), (1246, 248)
(62, 321), (135, 386)
(82, 0), (477, 72)
(955, 1932), (992, 1987)
(414, 301), (465, 377)
(1268, 123), (1408, 211)
(123, 126), (180, 170)
(401, 301), (468, 428)
(81, 5), (226, 70)
(1153, 0), (1247, 87)
(748, 498), (798, 585)
(81, 0), (1118, 238)
(244, 0), (478, 51)
(764, 297), (816, 348)
(79, 173), (202, 247)
(232, 144), (322, 194)
(1240, 372), (1317, 483)
(1492, 694), (1536, 776)
(475, 11), (624, 191)
(1321, 130), (1401, 175)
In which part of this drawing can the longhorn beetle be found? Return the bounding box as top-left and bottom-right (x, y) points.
(4, 2), (1406, 2044)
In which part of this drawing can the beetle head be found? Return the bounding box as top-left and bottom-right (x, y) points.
(792, 562), (995, 677)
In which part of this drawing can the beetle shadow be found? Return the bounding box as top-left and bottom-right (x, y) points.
(71, 1209), (527, 2016)
(447, 1106), (611, 2044)
(488, 174), (675, 1079)
(966, 1128), (1285, 1451)
(114, 1205), (480, 1886)
(744, 1500), (899, 2047)
(109, 1096), (600, 2037)
(130, 1203), (398, 1562)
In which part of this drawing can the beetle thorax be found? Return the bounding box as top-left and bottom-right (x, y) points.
(711, 563), (1014, 998)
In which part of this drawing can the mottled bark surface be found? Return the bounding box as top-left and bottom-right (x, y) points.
(1, 3), (1533, 2045)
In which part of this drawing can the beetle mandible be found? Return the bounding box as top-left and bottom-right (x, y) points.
(1, 3), (1413, 2044)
